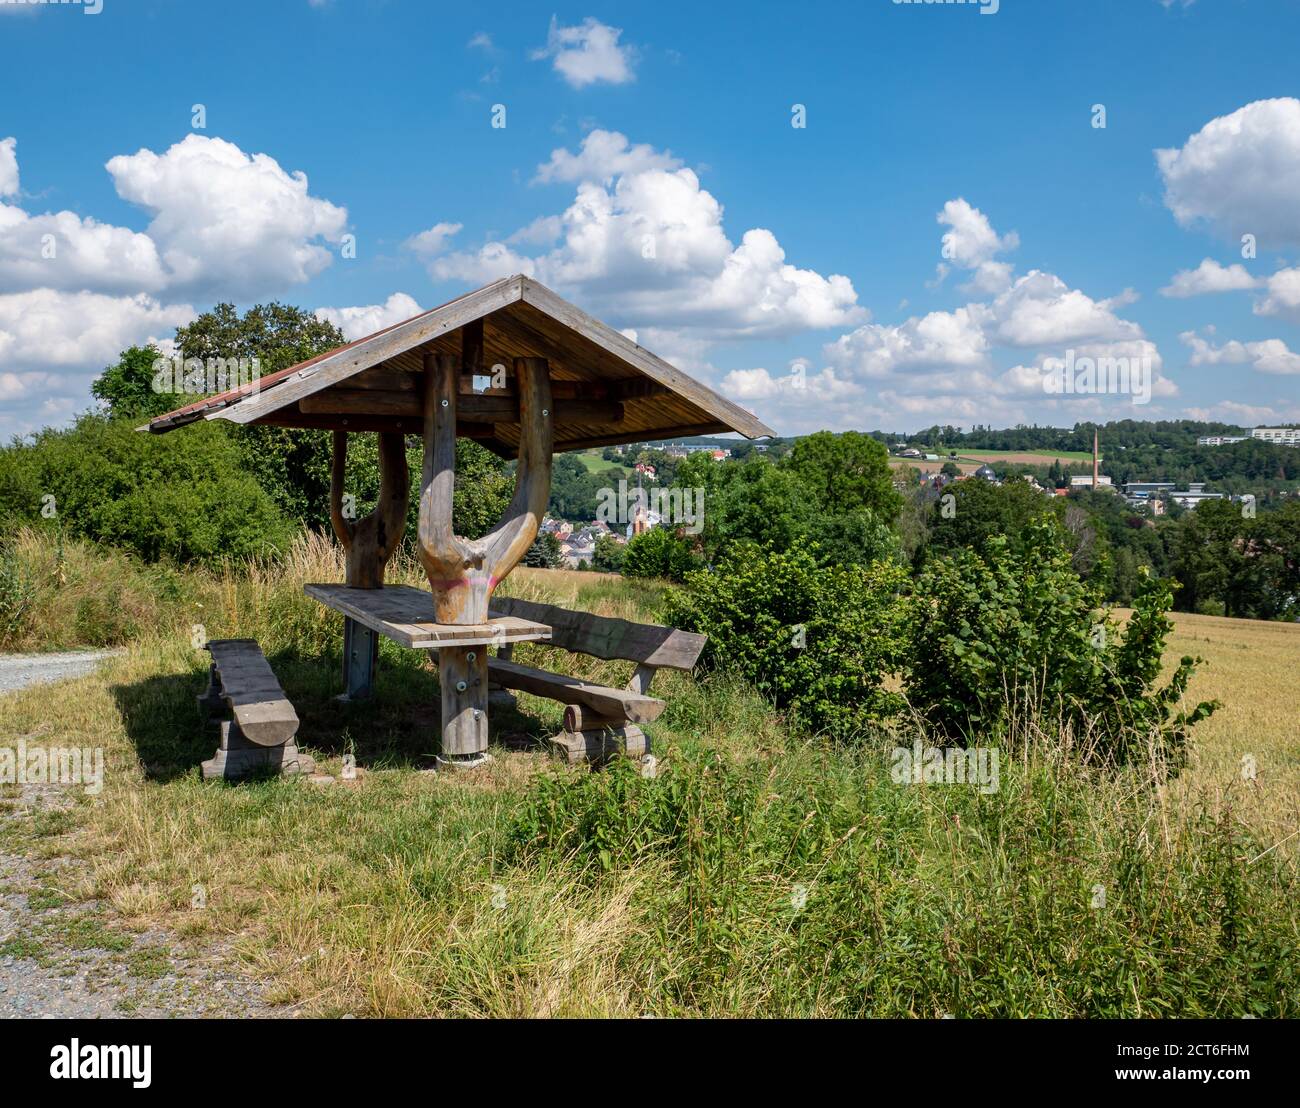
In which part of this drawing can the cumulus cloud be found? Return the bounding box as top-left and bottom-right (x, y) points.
(721, 363), (862, 402)
(533, 130), (680, 184)
(1157, 98), (1300, 246)
(0, 134), (349, 434)
(106, 134), (348, 297)
(0, 137), (18, 197)
(1185, 400), (1294, 426)
(0, 205), (169, 295)
(1255, 265), (1300, 322)
(1160, 257), (1260, 298)
(823, 306), (990, 378)
(314, 292), (423, 342)
(0, 289), (196, 436)
(935, 198), (1018, 294)
(431, 130), (865, 339)
(0, 289), (193, 372)
(988, 270), (1141, 348)
(404, 222), (462, 257)
(531, 17), (635, 89)
(762, 219), (1167, 429)
(1181, 330), (1300, 375)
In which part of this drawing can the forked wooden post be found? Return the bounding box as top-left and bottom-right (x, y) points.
(329, 430), (410, 698)
(418, 352), (553, 759)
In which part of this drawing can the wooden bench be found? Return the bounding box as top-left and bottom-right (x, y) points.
(197, 639), (315, 780)
(486, 598), (707, 764)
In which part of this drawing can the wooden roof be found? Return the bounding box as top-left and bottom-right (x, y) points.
(146, 275), (773, 455)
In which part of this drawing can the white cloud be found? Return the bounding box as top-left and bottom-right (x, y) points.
(1181, 330), (1300, 375)
(404, 221), (462, 257)
(0, 137), (18, 197)
(467, 31), (493, 50)
(534, 129), (680, 185)
(935, 198), (1018, 293)
(531, 17), (635, 89)
(1255, 265), (1300, 322)
(0, 288), (193, 372)
(0, 204), (169, 295)
(1157, 98), (1300, 246)
(762, 226), (1165, 430)
(432, 131), (865, 339)
(507, 214), (563, 246)
(823, 306), (990, 378)
(1160, 258), (1260, 298)
(989, 270), (1141, 348)
(1185, 400), (1292, 426)
(721, 363), (861, 402)
(0, 134), (351, 434)
(106, 134), (348, 297)
(432, 240), (537, 285)
(0, 289), (196, 435)
(314, 293), (423, 342)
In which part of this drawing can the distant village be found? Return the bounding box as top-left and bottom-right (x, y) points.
(541, 440), (735, 567)
(892, 427), (1298, 515)
(540, 427), (1297, 567)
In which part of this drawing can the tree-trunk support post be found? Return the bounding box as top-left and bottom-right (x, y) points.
(418, 351), (552, 763)
(329, 429), (410, 701)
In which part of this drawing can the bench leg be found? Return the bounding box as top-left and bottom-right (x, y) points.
(202, 720), (316, 781)
(339, 617), (379, 702)
(196, 662), (225, 714)
(555, 724), (649, 767)
(438, 645), (490, 764)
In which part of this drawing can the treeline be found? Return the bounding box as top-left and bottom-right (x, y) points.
(900, 419), (1260, 452)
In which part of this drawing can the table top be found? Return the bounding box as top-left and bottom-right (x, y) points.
(304, 584), (552, 649)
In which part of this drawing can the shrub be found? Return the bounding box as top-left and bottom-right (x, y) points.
(664, 544), (910, 737)
(621, 527), (701, 582)
(0, 416), (294, 565)
(905, 522), (1217, 766)
(591, 533), (626, 573)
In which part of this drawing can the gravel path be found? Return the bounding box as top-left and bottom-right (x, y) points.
(1, 653), (286, 1018)
(0, 786), (284, 1020)
(0, 650), (124, 694)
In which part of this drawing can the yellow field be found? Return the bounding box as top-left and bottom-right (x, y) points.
(1160, 611), (1300, 854)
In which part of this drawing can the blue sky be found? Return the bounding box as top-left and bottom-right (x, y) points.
(2, 0), (1299, 438)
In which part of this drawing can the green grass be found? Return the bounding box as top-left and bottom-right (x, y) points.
(566, 449), (630, 476)
(0, 531), (1296, 1017)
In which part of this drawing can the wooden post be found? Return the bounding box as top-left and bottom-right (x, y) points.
(330, 430), (410, 699)
(438, 646), (489, 756)
(417, 352), (553, 761)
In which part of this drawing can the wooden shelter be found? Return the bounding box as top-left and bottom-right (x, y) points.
(147, 274), (773, 765)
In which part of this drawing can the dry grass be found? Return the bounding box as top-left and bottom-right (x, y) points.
(1160, 611), (1300, 855)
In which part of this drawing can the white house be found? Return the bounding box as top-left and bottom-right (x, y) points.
(1252, 427), (1300, 447)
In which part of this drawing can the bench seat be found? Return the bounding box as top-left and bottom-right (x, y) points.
(487, 657), (666, 723)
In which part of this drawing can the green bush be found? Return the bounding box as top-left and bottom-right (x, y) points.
(622, 527), (701, 582)
(0, 415), (294, 565)
(591, 533), (626, 573)
(664, 544), (910, 737)
(905, 522), (1217, 766)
